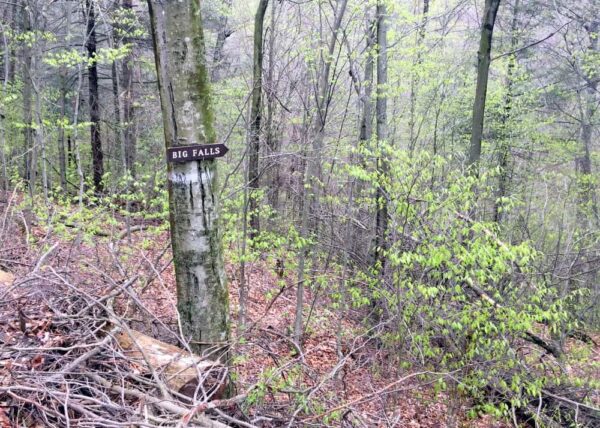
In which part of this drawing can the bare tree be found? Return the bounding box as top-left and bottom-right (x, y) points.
(294, 0), (349, 345)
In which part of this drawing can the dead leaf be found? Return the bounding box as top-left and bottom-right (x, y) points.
(0, 407), (11, 428)
(0, 271), (14, 286)
(30, 355), (44, 370)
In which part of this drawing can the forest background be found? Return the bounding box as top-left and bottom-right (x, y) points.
(0, 0), (599, 427)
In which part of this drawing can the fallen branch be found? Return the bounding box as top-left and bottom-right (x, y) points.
(181, 394), (248, 427)
(33, 242), (59, 273)
(301, 371), (444, 423)
(86, 373), (231, 428)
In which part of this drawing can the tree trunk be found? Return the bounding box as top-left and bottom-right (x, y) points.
(111, 60), (125, 173)
(21, 8), (34, 195)
(294, 0), (349, 346)
(467, 0), (501, 176)
(0, 16), (10, 190)
(265, 0), (280, 216)
(58, 66), (68, 191)
(211, 0), (233, 82)
(408, 0), (430, 153)
(33, 54), (48, 201)
(494, 0), (519, 223)
(57, 0), (72, 192)
(86, 0), (104, 192)
(359, 16), (375, 149)
(575, 20), (599, 226)
(374, 0), (388, 274)
(248, 0), (269, 241)
(122, 0), (137, 178)
(147, 0), (230, 361)
(2, 1), (18, 83)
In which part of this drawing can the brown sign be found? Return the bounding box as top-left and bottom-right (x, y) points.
(167, 144), (228, 162)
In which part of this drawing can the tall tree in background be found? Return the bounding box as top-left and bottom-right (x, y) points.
(374, 0), (388, 274)
(147, 0), (230, 359)
(211, 0), (233, 82)
(359, 14), (375, 152)
(58, 11), (69, 194)
(294, 0), (349, 345)
(467, 0), (501, 175)
(575, 18), (599, 225)
(122, 0), (137, 178)
(86, 0), (104, 192)
(494, 0), (519, 223)
(248, 0), (269, 240)
(21, 6), (34, 195)
(408, 0), (430, 152)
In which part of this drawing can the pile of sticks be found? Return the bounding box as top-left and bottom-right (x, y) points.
(0, 269), (237, 428)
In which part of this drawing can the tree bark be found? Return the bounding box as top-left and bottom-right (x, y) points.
(147, 0), (230, 361)
(57, 0), (72, 193)
(494, 0), (519, 223)
(211, 0), (233, 82)
(408, 0), (430, 152)
(265, 0), (280, 215)
(374, 0), (389, 274)
(58, 65), (68, 191)
(467, 0), (501, 176)
(575, 20), (599, 226)
(0, 11), (10, 190)
(359, 16), (375, 148)
(86, 0), (104, 192)
(122, 0), (137, 178)
(111, 59), (124, 173)
(21, 7), (34, 194)
(248, 0), (269, 241)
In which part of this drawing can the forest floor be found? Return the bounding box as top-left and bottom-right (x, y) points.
(1, 193), (597, 427)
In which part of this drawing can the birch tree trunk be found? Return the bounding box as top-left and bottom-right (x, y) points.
(467, 0), (501, 175)
(147, 0), (230, 361)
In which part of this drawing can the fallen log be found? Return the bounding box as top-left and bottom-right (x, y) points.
(115, 329), (227, 399)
